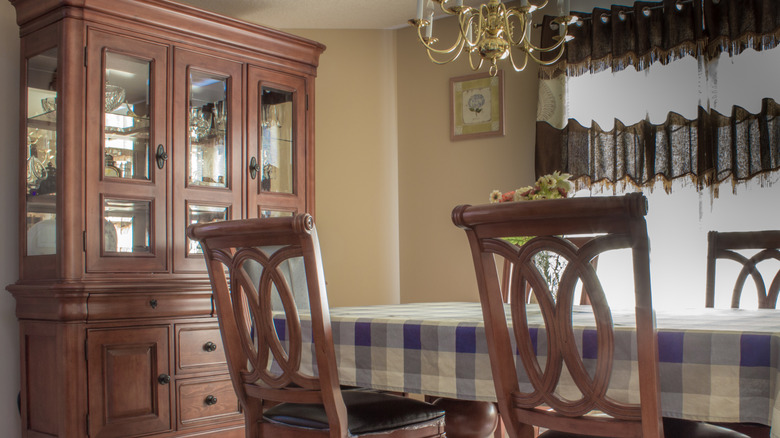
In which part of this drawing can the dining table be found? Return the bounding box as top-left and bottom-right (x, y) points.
(279, 301), (780, 437)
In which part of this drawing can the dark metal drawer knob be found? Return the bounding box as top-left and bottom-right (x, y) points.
(157, 374), (170, 385)
(149, 299), (158, 309)
(203, 341), (217, 352)
(205, 395), (218, 406)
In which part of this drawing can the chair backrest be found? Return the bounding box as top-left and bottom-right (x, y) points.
(452, 193), (663, 438)
(500, 236), (599, 305)
(705, 230), (780, 309)
(187, 215), (350, 436)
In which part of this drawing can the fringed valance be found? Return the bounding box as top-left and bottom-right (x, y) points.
(539, 0), (780, 78)
(536, 98), (780, 189)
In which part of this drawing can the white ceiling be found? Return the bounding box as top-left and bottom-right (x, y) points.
(175, 0), (423, 30)
(173, 0), (616, 31)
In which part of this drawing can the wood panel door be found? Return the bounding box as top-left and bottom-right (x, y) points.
(246, 67), (309, 218)
(85, 29), (170, 273)
(87, 326), (172, 438)
(172, 48), (244, 273)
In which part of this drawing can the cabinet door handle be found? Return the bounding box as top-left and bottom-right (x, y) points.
(149, 299), (158, 309)
(205, 395), (218, 406)
(157, 374), (171, 385)
(155, 144), (168, 169)
(249, 156), (261, 180)
(203, 341), (217, 352)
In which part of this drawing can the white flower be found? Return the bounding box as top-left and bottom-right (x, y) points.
(489, 190), (502, 203)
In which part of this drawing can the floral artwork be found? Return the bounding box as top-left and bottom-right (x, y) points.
(450, 71), (504, 140)
(463, 88), (490, 124)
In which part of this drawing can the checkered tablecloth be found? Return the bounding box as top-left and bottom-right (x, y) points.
(282, 302), (780, 436)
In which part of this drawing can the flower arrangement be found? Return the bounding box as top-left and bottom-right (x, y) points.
(489, 171), (573, 204)
(487, 171), (574, 296)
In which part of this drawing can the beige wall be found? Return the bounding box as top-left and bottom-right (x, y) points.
(0, 1), (22, 434)
(395, 18), (539, 303)
(293, 19), (540, 306)
(288, 29), (402, 307)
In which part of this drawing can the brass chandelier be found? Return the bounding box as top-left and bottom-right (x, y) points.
(410, 0), (577, 76)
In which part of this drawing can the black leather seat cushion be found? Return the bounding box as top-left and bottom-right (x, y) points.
(263, 390), (445, 435)
(538, 417), (750, 438)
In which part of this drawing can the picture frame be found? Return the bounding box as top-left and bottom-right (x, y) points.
(450, 70), (505, 141)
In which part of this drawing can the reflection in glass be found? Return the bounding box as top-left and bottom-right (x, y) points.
(104, 199), (151, 253)
(104, 52), (151, 180)
(187, 204), (228, 254)
(260, 210), (294, 219)
(189, 70), (228, 188)
(261, 87), (294, 194)
(26, 48), (58, 256)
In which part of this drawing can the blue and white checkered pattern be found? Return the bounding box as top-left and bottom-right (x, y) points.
(278, 302), (780, 437)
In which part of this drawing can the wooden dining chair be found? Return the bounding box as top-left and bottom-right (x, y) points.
(705, 230), (780, 309)
(187, 215), (446, 438)
(453, 193), (749, 438)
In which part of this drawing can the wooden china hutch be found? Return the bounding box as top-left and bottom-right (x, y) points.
(7, 0), (324, 436)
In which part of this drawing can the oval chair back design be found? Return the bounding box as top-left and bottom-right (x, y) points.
(188, 215), (445, 438)
(452, 193), (663, 438)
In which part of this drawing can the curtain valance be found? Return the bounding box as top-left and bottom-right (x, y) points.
(536, 98), (780, 188)
(540, 0), (780, 78)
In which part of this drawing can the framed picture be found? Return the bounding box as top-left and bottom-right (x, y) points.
(450, 70), (505, 141)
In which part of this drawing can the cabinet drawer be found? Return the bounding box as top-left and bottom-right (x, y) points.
(177, 323), (227, 373)
(177, 376), (241, 428)
(88, 292), (212, 320)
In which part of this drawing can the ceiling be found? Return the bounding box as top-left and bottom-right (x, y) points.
(174, 0), (616, 31)
(175, 0), (423, 30)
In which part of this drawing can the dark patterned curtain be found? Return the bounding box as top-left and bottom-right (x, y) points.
(535, 0), (780, 190)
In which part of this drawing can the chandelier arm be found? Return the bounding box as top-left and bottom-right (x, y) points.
(503, 8), (528, 46)
(436, 0), (463, 16)
(415, 24), (466, 56)
(467, 48), (485, 71)
(526, 20), (571, 53)
(459, 8), (480, 46)
(427, 38), (468, 65)
(523, 43), (566, 66)
(507, 47), (530, 72)
(526, 34), (566, 53)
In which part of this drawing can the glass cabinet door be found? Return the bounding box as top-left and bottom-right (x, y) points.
(172, 49), (243, 273)
(25, 47), (59, 257)
(247, 67), (308, 218)
(85, 30), (169, 272)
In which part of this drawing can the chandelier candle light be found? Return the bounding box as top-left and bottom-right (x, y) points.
(411, 0), (577, 76)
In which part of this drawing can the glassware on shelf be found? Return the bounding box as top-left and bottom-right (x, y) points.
(25, 47), (59, 256)
(41, 97), (56, 113)
(103, 52), (151, 181)
(188, 70), (228, 188)
(189, 106), (213, 142)
(104, 84), (126, 113)
(260, 87), (293, 194)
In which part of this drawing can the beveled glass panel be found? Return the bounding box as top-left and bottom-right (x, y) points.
(261, 87), (294, 194)
(26, 48), (58, 256)
(104, 199), (151, 253)
(189, 70), (228, 188)
(260, 210), (294, 219)
(187, 204), (228, 254)
(104, 52), (151, 180)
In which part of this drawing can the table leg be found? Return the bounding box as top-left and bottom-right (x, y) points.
(429, 397), (499, 438)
